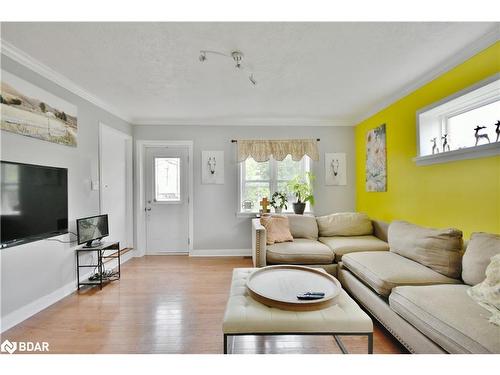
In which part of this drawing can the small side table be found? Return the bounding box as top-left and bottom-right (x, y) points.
(76, 241), (121, 290)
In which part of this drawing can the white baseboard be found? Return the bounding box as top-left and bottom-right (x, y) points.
(0, 249), (135, 333)
(189, 248), (252, 257)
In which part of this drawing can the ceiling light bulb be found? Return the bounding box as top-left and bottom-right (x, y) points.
(231, 51), (243, 69)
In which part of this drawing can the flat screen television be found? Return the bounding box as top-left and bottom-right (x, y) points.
(1, 161), (68, 248)
(76, 214), (109, 247)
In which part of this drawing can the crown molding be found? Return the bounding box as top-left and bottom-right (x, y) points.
(352, 26), (500, 125)
(131, 117), (354, 127)
(0, 39), (132, 123)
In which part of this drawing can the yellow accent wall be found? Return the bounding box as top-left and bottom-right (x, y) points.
(355, 42), (500, 238)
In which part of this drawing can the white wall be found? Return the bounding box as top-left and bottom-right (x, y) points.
(99, 123), (133, 249)
(0, 57), (356, 330)
(0, 55), (133, 331)
(133, 125), (356, 253)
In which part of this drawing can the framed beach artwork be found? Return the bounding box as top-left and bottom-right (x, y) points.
(1, 70), (77, 146)
(366, 124), (387, 192)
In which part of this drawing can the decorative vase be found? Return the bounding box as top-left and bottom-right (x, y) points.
(293, 202), (306, 215)
(274, 207), (282, 214)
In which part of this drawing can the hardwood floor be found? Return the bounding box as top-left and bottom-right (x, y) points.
(2, 256), (406, 354)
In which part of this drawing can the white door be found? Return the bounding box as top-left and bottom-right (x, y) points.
(145, 146), (189, 254)
(99, 123), (133, 249)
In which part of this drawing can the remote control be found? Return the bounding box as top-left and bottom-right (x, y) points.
(297, 292), (325, 300)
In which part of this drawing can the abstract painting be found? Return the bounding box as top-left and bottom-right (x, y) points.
(325, 152), (347, 186)
(1, 70), (77, 146)
(366, 124), (387, 192)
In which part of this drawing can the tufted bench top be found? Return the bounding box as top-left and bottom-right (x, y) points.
(223, 268), (373, 334)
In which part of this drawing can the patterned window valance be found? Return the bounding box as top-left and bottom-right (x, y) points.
(236, 139), (319, 162)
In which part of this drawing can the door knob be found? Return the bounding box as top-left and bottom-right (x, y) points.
(145, 207), (151, 211)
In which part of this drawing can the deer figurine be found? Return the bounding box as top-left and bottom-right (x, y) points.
(431, 137), (439, 154)
(495, 120), (500, 143)
(474, 125), (490, 146)
(441, 134), (450, 152)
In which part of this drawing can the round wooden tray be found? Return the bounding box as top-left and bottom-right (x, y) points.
(246, 265), (342, 311)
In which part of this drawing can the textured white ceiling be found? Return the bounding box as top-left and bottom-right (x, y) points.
(1, 22), (497, 124)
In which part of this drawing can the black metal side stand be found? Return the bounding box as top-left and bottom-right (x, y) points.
(76, 241), (121, 290)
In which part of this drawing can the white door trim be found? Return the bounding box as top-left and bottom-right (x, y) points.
(98, 122), (134, 249)
(135, 140), (194, 256)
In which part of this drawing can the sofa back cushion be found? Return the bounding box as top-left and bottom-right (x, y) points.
(388, 221), (463, 279)
(462, 232), (500, 286)
(316, 212), (373, 237)
(372, 220), (389, 242)
(260, 215), (294, 245)
(286, 214), (318, 240)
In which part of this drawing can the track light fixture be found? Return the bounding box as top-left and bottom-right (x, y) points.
(198, 49), (257, 86)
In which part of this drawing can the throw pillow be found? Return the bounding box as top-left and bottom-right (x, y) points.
(316, 212), (373, 237)
(468, 254), (500, 326)
(388, 221), (463, 279)
(260, 215), (294, 245)
(462, 232), (500, 286)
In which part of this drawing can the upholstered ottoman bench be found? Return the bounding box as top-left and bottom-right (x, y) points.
(222, 268), (373, 354)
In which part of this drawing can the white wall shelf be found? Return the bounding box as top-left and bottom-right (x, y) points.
(414, 142), (500, 166)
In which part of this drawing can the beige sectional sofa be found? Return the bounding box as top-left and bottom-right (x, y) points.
(251, 214), (500, 354)
(251, 213), (389, 275)
(339, 223), (500, 354)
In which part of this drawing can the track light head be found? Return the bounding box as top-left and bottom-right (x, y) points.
(199, 49), (257, 86)
(231, 51), (243, 68)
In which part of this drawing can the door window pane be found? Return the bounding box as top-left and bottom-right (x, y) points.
(155, 157), (180, 202)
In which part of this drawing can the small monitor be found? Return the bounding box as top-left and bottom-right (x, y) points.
(76, 214), (109, 247)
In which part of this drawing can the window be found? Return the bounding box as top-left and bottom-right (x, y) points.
(447, 100), (500, 149)
(154, 157), (181, 202)
(239, 155), (310, 213)
(416, 75), (500, 165)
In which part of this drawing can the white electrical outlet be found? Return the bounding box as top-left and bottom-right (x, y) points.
(91, 180), (100, 191)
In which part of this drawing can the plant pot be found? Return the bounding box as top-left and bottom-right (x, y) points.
(274, 207), (282, 214)
(293, 202), (306, 215)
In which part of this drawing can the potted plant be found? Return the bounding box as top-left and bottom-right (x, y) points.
(270, 191), (288, 214)
(286, 172), (315, 215)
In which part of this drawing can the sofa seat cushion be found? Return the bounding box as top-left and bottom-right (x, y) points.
(342, 252), (461, 297)
(389, 285), (500, 353)
(319, 235), (389, 261)
(266, 238), (334, 265)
